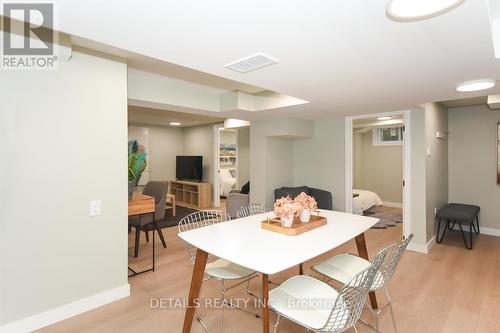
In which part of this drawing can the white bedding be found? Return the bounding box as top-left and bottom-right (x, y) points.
(220, 169), (236, 196)
(352, 189), (383, 215)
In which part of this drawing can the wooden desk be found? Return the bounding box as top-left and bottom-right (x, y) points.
(179, 210), (379, 333)
(129, 193), (155, 216)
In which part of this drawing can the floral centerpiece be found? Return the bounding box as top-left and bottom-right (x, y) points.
(274, 196), (301, 228)
(294, 192), (318, 223)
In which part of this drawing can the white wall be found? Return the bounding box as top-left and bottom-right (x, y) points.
(424, 103), (448, 241)
(0, 49), (128, 327)
(354, 129), (403, 203)
(448, 105), (500, 231)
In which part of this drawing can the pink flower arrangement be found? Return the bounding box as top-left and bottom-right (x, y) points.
(274, 196), (302, 218)
(294, 192), (318, 212)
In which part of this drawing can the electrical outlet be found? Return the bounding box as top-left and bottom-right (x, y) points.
(90, 200), (101, 216)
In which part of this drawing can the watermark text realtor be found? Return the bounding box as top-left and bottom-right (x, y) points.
(1, 3), (58, 69)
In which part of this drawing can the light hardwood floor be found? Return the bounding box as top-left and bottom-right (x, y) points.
(37, 222), (500, 333)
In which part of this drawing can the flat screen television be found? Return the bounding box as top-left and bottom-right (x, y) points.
(176, 156), (203, 182)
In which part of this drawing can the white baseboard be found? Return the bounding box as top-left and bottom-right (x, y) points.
(0, 284), (130, 333)
(448, 224), (500, 236)
(407, 235), (436, 254)
(481, 226), (500, 236)
(383, 201), (402, 208)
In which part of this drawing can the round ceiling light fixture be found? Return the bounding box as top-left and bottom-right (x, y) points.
(387, 0), (465, 22)
(456, 79), (496, 92)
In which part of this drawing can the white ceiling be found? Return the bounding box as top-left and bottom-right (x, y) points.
(47, 0), (500, 117)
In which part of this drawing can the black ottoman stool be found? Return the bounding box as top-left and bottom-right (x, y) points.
(436, 203), (480, 250)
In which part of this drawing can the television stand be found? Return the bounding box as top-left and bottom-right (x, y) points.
(170, 180), (212, 209)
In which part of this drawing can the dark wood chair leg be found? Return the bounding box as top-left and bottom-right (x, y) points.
(153, 221), (167, 248)
(145, 229), (149, 242)
(134, 227), (141, 257)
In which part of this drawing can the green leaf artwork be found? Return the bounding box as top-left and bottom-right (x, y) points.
(128, 139), (147, 184)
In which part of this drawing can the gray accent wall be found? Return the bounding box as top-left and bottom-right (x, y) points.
(0, 49), (128, 325)
(183, 124), (214, 184)
(237, 127), (250, 187)
(353, 129), (403, 203)
(449, 105), (500, 230)
(293, 117), (346, 212)
(424, 102), (449, 241)
(128, 124), (184, 182)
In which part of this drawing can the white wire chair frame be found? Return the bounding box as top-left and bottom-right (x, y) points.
(177, 210), (260, 332)
(314, 234), (414, 333)
(236, 204), (272, 218)
(360, 234), (414, 333)
(273, 247), (388, 333)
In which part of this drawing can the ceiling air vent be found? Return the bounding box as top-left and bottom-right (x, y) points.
(225, 53), (279, 73)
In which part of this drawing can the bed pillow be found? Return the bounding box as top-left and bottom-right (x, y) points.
(240, 181), (250, 194)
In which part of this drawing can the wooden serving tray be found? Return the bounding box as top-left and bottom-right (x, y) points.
(261, 215), (327, 236)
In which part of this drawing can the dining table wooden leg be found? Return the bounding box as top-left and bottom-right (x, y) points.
(182, 248), (208, 333)
(355, 232), (378, 310)
(262, 273), (270, 333)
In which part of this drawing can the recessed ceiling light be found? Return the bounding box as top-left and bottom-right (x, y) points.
(170, 122), (181, 126)
(377, 116), (392, 120)
(387, 0), (465, 22)
(456, 79), (496, 92)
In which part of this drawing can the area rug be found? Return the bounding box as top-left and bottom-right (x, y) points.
(364, 207), (403, 229)
(155, 206), (198, 229)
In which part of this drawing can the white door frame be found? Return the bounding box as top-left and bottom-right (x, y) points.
(345, 110), (411, 238)
(212, 123), (224, 207)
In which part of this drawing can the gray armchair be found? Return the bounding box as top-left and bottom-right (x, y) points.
(274, 186), (333, 210)
(226, 189), (250, 219)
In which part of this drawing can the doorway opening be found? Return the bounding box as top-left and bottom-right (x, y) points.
(345, 111), (411, 238)
(212, 124), (250, 208)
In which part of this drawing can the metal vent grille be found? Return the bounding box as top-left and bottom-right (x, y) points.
(225, 53), (279, 73)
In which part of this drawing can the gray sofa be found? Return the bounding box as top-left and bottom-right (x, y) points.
(274, 186), (333, 210)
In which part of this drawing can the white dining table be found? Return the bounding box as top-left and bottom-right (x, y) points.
(179, 210), (379, 333)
